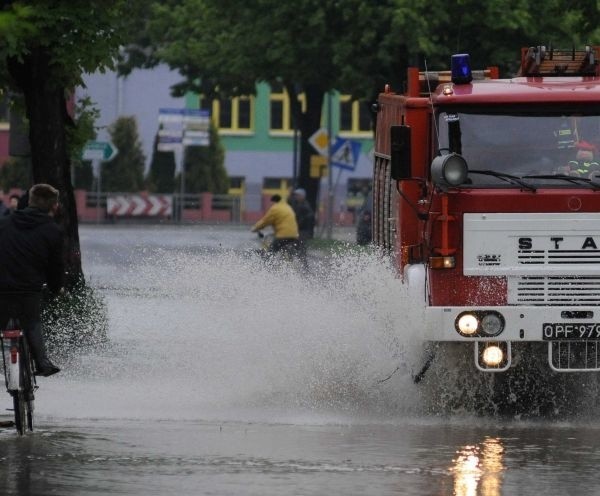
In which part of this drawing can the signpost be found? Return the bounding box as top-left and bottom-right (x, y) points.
(158, 108), (211, 221)
(82, 141), (119, 224)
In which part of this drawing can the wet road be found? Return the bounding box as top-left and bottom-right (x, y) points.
(1, 225), (600, 495)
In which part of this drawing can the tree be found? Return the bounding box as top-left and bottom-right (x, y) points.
(385, 0), (600, 77)
(103, 116), (145, 192)
(146, 132), (177, 193)
(73, 160), (94, 190)
(124, 0), (600, 215)
(0, 1), (141, 288)
(0, 156), (30, 190)
(71, 96), (99, 191)
(182, 123), (228, 194)
(139, 0), (397, 211)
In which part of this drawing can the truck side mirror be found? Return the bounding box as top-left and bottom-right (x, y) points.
(390, 125), (411, 180)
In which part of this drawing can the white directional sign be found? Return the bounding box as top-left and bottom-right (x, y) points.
(158, 108), (210, 150)
(330, 137), (362, 171)
(82, 141), (118, 161)
(183, 109), (210, 146)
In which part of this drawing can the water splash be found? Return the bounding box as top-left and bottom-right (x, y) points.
(34, 231), (600, 423)
(40, 245), (427, 423)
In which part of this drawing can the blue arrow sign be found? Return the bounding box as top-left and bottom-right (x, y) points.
(82, 140), (118, 161)
(330, 138), (362, 171)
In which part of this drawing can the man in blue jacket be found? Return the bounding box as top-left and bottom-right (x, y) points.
(0, 184), (63, 377)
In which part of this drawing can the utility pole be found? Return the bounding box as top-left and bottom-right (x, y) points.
(180, 151), (185, 222)
(326, 91), (333, 240)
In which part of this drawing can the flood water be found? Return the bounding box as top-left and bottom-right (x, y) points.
(2, 225), (600, 495)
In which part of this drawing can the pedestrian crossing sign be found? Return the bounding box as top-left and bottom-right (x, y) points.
(330, 138), (362, 171)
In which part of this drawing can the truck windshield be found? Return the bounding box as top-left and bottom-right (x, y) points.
(437, 111), (600, 186)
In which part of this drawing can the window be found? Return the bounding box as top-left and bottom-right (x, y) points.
(218, 99), (232, 129)
(437, 110), (600, 187)
(269, 84), (306, 133)
(270, 99), (284, 130)
(238, 99), (251, 129)
(262, 177), (292, 198)
(229, 176), (245, 189)
(263, 177), (288, 189)
(200, 95), (254, 133)
(339, 96), (372, 134)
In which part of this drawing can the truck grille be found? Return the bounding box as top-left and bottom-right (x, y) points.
(509, 276), (600, 305)
(549, 341), (600, 372)
(519, 249), (600, 265)
(463, 213), (600, 277)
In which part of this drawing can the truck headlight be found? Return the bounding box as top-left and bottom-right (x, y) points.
(457, 313), (478, 336)
(480, 312), (505, 337)
(455, 311), (505, 337)
(482, 345), (504, 366)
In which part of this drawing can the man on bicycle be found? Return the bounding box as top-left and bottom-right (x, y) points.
(0, 184), (63, 377)
(251, 194), (299, 255)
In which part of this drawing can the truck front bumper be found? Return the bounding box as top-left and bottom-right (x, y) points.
(425, 305), (600, 342)
(426, 305), (600, 372)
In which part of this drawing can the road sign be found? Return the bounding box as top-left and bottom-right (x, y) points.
(107, 194), (173, 217)
(158, 108), (210, 149)
(157, 136), (183, 152)
(310, 155), (328, 178)
(330, 137), (362, 171)
(82, 141), (118, 161)
(308, 128), (329, 156)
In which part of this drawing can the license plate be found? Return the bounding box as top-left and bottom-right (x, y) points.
(543, 323), (600, 340)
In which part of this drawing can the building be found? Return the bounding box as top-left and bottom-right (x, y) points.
(3, 67), (375, 222)
(192, 81), (374, 216)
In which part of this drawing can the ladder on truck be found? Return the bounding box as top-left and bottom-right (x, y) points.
(407, 67), (499, 97)
(519, 46), (600, 77)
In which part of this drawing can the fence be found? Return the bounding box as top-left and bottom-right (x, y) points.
(76, 190), (243, 223)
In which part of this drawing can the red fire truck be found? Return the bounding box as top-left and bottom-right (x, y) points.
(373, 46), (600, 376)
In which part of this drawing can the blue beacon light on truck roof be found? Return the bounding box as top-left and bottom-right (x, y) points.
(451, 53), (473, 84)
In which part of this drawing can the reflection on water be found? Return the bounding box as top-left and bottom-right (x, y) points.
(452, 438), (504, 496)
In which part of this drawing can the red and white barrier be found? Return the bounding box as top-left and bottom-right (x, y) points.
(106, 195), (173, 217)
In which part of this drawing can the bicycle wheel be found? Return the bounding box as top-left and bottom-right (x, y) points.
(26, 399), (34, 432)
(12, 392), (26, 436)
(21, 344), (35, 433)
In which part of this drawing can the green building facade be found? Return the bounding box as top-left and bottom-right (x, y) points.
(186, 82), (374, 214)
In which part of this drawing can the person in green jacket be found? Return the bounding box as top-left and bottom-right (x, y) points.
(251, 194), (299, 254)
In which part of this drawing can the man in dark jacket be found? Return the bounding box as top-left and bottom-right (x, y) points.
(0, 184), (63, 377)
(289, 188), (315, 270)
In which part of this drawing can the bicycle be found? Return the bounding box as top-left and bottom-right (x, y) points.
(1, 319), (36, 435)
(254, 231), (311, 274)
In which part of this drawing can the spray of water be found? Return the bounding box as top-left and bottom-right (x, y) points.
(40, 246), (429, 423)
(34, 228), (600, 424)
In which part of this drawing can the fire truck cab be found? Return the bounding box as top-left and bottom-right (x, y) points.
(373, 46), (600, 373)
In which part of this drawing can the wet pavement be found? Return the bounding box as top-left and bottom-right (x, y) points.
(1, 225), (600, 495)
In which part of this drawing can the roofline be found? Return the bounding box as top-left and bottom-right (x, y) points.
(431, 77), (600, 105)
